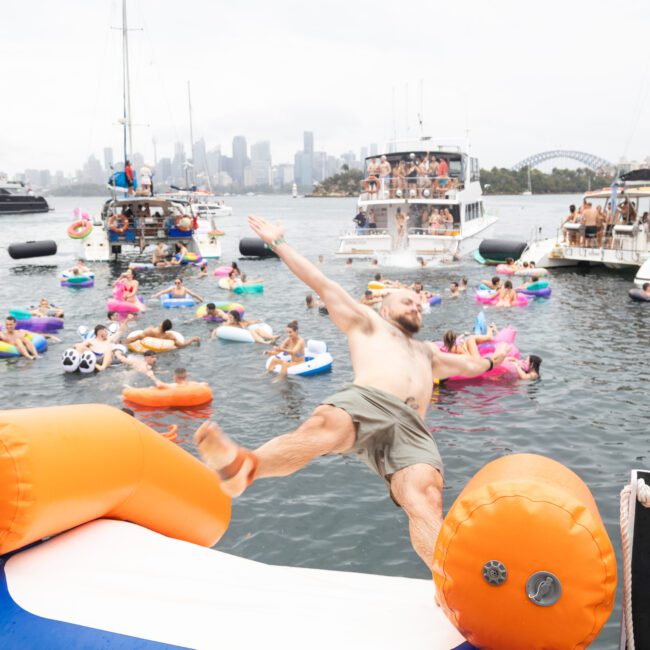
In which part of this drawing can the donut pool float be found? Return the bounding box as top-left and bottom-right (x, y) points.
(123, 383), (213, 408)
(475, 290), (528, 307)
(496, 264), (517, 275)
(127, 330), (185, 353)
(212, 266), (233, 277)
(517, 281), (551, 299)
(215, 323), (272, 343)
(0, 333), (47, 358)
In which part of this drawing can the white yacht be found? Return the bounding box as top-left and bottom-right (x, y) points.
(521, 168), (650, 286)
(336, 138), (497, 261)
(161, 189), (233, 217)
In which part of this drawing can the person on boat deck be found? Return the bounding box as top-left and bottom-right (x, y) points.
(194, 214), (511, 573)
(124, 160), (135, 196)
(519, 274), (541, 290)
(210, 310), (279, 344)
(264, 320), (305, 379)
(449, 281), (460, 297)
(482, 276), (502, 291)
(127, 319), (200, 348)
(31, 297), (64, 318)
(222, 269), (263, 291)
(140, 166), (152, 197)
(153, 278), (204, 303)
(0, 316), (40, 360)
(345, 258), (353, 267)
(360, 289), (384, 307)
(367, 208), (377, 229)
(443, 325), (499, 358)
(562, 204), (577, 244)
(379, 155), (391, 186)
(506, 354), (542, 380)
(74, 319), (131, 371)
(116, 349), (164, 387)
(353, 208), (367, 233)
(581, 201), (598, 248)
(496, 280), (518, 307)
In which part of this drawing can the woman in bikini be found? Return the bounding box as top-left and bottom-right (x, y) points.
(264, 320), (305, 379)
(496, 280), (517, 307)
(443, 325), (498, 358)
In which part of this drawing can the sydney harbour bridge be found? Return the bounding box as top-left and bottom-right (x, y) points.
(512, 150), (614, 172)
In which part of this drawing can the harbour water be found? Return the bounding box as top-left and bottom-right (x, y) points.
(1, 193), (647, 647)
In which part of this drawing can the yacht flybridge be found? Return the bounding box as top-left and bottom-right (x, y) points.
(521, 168), (650, 286)
(336, 138), (497, 261)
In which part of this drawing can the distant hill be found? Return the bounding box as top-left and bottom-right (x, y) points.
(308, 168), (364, 197)
(481, 167), (615, 194)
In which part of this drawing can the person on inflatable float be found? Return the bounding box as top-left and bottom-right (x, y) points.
(263, 320), (305, 379)
(210, 310), (278, 344)
(30, 297), (64, 318)
(443, 326), (498, 358)
(194, 215), (511, 571)
(152, 278), (204, 303)
(0, 316), (41, 360)
(506, 354), (542, 380)
(496, 280), (517, 307)
(74, 319), (131, 371)
(126, 319), (200, 349)
(518, 274), (541, 290)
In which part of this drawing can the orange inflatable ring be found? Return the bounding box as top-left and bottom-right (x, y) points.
(175, 215), (193, 232)
(108, 214), (129, 234)
(123, 383), (213, 408)
(363, 176), (379, 191)
(0, 404), (230, 555)
(432, 453), (616, 650)
(67, 220), (93, 240)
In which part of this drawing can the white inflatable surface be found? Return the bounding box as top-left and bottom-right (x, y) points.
(5, 519), (468, 650)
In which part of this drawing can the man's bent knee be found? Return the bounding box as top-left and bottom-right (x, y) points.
(390, 464), (443, 513)
(300, 405), (356, 454)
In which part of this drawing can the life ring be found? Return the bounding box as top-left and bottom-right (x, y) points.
(175, 215), (193, 232)
(363, 176), (379, 191)
(67, 220), (93, 240)
(108, 214), (129, 234)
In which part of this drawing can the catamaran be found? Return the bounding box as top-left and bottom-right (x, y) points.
(336, 137), (497, 262)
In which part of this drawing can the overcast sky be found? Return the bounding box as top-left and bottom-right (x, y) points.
(1, 0), (649, 175)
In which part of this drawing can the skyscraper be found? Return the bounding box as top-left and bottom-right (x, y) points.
(232, 135), (248, 186)
(250, 141), (272, 188)
(303, 131), (314, 154)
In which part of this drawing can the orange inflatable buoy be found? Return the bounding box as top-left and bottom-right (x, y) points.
(0, 404), (229, 555)
(108, 214), (129, 234)
(432, 454), (616, 650)
(123, 383), (213, 408)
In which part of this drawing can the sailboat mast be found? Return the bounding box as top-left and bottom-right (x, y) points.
(122, 0), (133, 163)
(187, 81), (195, 185)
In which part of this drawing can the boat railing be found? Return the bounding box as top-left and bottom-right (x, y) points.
(407, 227), (460, 237)
(553, 221), (650, 260)
(359, 176), (463, 199)
(341, 228), (391, 237)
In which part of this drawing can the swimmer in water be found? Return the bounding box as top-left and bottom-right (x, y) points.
(74, 319), (131, 371)
(157, 367), (207, 388)
(193, 303), (228, 322)
(31, 298), (64, 318)
(117, 349), (164, 386)
(506, 354), (542, 380)
(518, 274), (541, 290)
(449, 282), (460, 297)
(360, 289), (384, 307)
(264, 320), (305, 379)
(222, 269), (263, 291)
(481, 276), (502, 291)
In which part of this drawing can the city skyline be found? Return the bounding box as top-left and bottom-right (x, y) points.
(1, 0), (649, 177)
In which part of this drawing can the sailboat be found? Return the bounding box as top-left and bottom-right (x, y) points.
(78, 0), (222, 261)
(292, 182), (298, 198)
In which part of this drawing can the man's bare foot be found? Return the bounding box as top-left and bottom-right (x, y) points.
(194, 421), (256, 497)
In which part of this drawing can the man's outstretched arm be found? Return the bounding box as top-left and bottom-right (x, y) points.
(427, 342), (511, 380)
(248, 215), (370, 332)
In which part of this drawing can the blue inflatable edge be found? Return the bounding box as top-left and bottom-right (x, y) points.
(474, 311), (487, 335)
(0, 555), (185, 649)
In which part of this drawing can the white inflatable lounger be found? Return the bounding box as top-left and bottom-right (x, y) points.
(1, 519), (470, 650)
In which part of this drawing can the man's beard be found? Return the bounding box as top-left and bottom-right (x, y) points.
(395, 314), (420, 334)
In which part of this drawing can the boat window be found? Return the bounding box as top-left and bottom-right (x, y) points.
(470, 158), (480, 183)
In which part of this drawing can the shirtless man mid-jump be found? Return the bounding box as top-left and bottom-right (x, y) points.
(195, 215), (509, 570)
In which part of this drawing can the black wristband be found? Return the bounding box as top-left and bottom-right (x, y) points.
(485, 357), (494, 372)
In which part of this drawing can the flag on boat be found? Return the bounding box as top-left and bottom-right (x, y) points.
(108, 171), (138, 191)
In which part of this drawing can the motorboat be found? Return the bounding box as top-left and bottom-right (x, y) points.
(521, 168), (650, 286)
(336, 138), (497, 261)
(0, 174), (50, 215)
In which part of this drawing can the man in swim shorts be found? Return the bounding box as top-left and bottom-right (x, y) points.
(194, 215), (510, 571)
(0, 316), (41, 360)
(74, 320), (130, 371)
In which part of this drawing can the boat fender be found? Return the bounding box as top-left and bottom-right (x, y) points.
(8, 240), (57, 259)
